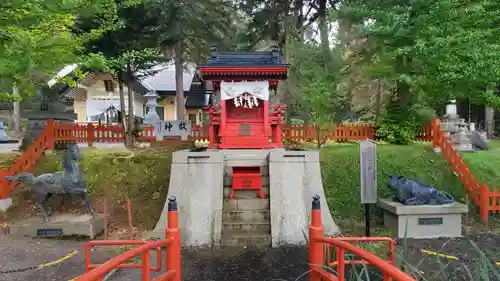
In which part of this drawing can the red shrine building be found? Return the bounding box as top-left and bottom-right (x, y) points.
(198, 45), (288, 149)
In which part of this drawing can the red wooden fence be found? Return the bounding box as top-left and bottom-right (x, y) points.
(431, 118), (497, 230)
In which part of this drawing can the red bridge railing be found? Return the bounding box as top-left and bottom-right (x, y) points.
(76, 197), (181, 281)
(308, 196), (416, 281)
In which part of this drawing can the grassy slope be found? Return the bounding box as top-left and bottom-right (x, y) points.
(320, 143), (466, 220)
(2, 148), (171, 230)
(2, 141), (499, 232)
(461, 140), (500, 188)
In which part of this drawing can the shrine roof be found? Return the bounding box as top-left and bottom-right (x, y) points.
(198, 46), (288, 75)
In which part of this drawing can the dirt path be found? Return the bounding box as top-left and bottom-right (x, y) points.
(0, 236), (113, 281)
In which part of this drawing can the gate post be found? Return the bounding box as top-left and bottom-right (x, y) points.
(480, 184), (489, 232)
(166, 197), (181, 281)
(432, 118), (440, 148)
(309, 195), (324, 281)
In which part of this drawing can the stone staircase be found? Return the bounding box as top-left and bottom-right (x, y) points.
(220, 150), (272, 247)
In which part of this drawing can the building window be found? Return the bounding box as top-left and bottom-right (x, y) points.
(103, 80), (114, 92)
(188, 114), (197, 125)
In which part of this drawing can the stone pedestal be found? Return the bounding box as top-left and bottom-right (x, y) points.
(9, 213), (105, 239)
(378, 199), (468, 239)
(0, 121), (18, 144)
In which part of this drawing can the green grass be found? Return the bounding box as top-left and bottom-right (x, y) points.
(320, 142), (466, 221)
(461, 140), (500, 188)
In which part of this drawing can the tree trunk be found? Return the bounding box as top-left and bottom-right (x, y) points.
(175, 41), (185, 120)
(318, 0), (330, 66)
(118, 75), (128, 145)
(126, 65), (135, 147)
(374, 81), (382, 124)
(12, 86), (21, 134)
(485, 106), (494, 138)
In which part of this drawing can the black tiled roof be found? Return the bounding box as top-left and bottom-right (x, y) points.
(156, 90), (208, 109)
(185, 92), (208, 108)
(198, 45), (287, 67)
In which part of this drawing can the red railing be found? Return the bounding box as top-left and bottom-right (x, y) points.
(308, 196), (416, 281)
(0, 119), (55, 199)
(137, 124), (208, 142)
(431, 118), (497, 231)
(77, 197), (181, 281)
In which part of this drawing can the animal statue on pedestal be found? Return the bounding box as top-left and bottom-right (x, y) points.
(4, 143), (95, 222)
(386, 173), (455, 205)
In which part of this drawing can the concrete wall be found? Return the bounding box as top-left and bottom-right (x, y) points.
(153, 149), (224, 247)
(269, 149), (339, 247)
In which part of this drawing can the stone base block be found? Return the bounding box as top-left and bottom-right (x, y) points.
(378, 199), (468, 239)
(10, 213), (105, 239)
(0, 198), (13, 211)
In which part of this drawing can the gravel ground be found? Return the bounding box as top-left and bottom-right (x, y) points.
(108, 246), (310, 281)
(1, 234), (499, 281)
(0, 236), (113, 281)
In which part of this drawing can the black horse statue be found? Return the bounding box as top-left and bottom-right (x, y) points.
(386, 173), (455, 205)
(5, 143), (95, 222)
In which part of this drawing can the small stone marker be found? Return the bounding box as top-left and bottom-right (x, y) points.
(360, 140), (377, 204)
(360, 139), (377, 236)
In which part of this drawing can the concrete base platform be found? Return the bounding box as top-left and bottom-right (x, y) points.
(152, 149), (224, 247)
(269, 149), (340, 246)
(378, 199), (468, 239)
(0, 198), (13, 211)
(9, 214), (105, 239)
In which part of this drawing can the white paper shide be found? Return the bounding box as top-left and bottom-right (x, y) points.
(220, 80), (269, 108)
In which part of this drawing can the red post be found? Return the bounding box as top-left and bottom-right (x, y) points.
(141, 247), (151, 281)
(0, 169), (8, 200)
(103, 199), (108, 240)
(87, 123), (95, 147)
(127, 199), (133, 240)
(166, 197), (181, 281)
(480, 184), (489, 232)
(46, 119), (55, 150)
(432, 118), (440, 148)
(309, 195), (324, 281)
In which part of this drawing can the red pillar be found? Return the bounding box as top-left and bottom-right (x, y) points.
(166, 197), (181, 281)
(432, 118), (440, 148)
(46, 119), (55, 150)
(309, 195), (324, 281)
(87, 123), (95, 147)
(479, 184), (489, 232)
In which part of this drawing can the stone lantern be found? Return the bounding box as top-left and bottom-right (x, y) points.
(143, 91), (160, 125)
(143, 91), (162, 141)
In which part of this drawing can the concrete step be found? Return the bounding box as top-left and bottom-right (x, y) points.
(223, 186), (270, 198)
(224, 175), (270, 186)
(220, 231), (272, 248)
(222, 210), (270, 222)
(224, 166), (269, 176)
(223, 149), (271, 160)
(225, 159), (268, 167)
(222, 221), (271, 233)
(223, 198), (270, 211)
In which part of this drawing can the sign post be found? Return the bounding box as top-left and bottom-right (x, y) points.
(360, 139), (377, 237)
